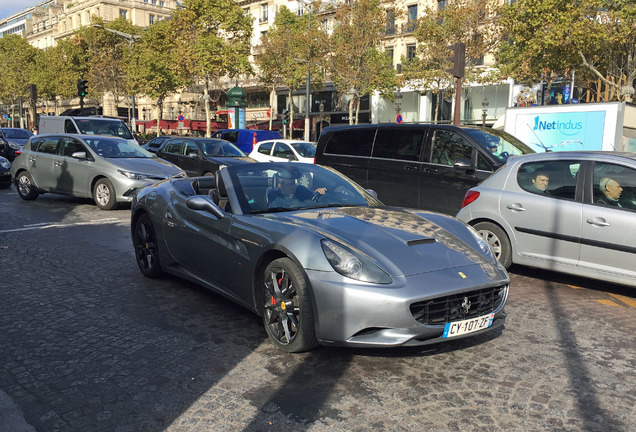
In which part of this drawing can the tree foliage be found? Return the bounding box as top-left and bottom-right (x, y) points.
(169, 0), (254, 135)
(328, 0), (398, 124)
(497, 0), (635, 102)
(0, 35), (39, 106)
(402, 0), (502, 121)
(255, 5), (328, 132)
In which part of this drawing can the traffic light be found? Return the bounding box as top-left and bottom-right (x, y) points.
(77, 79), (88, 97)
(446, 42), (466, 78)
(281, 109), (289, 125)
(29, 84), (37, 101)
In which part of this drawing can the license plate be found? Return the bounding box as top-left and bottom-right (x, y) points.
(442, 313), (494, 338)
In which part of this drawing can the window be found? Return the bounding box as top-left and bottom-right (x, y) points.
(34, 137), (59, 154)
(273, 143), (293, 159)
(408, 5), (418, 21)
(184, 141), (199, 157)
(260, 4), (268, 23)
(593, 162), (636, 209)
(64, 120), (78, 134)
(438, 0), (447, 11)
(386, 48), (394, 68)
(518, 161), (578, 200)
(372, 128), (424, 162)
(406, 44), (416, 62)
(323, 128), (375, 157)
(257, 142), (273, 155)
(120, 10), (127, 18)
(149, 14), (155, 24)
(386, 12), (396, 35)
(430, 130), (472, 166)
(163, 140), (182, 155)
(60, 138), (86, 157)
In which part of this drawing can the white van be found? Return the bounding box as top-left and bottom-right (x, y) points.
(38, 116), (138, 146)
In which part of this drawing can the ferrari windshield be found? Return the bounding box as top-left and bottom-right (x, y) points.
(227, 162), (383, 214)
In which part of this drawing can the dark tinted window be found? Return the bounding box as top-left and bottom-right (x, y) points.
(273, 143), (293, 158)
(323, 128), (375, 157)
(34, 137), (59, 154)
(60, 137), (86, 157)
(291, 142), (316, 158)
(257, 142), (273, 155)
(163, 140), (182, 154)
(372, 128), (424, 161)
(430, 130), (472, 166)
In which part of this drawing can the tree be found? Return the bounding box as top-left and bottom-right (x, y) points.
(128, 19), (185, 135)
(328, 0), (398, 124)
(402, 0), (503, 122)
(255, 5), (328, 136)
(0, 35), (39, 127)
(170, 0), (253, 136)
(32, 39), (86, 115)
(72, 17), (143, 111)
(497, 0), (635, 103)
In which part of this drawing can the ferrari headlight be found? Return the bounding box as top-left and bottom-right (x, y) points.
(467, 225), (496, 262)
(321, 239), (392, 284)
(118, 169), (150, 180)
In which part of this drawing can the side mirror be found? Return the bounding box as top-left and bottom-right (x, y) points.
(187, 151), (199, 158)
(454, 158), (475, 175)
(71, 151), (87, 159)
(186, 195), (224, 219)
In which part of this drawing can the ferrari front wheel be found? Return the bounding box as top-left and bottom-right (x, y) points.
(262, 258), (318, 352)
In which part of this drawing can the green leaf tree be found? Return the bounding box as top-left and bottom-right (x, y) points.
(402, 0), (503, 122)
(497, 0), (635, 103)
(0, 35), (39, 127)
(128, 19), (185, 135)
(328, 0), (398, 124)
(255, 5), (328, 137)
(170, 0), (253, 136)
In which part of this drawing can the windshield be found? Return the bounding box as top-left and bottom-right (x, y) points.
(201, 139), (245, 157)
(75, 119), (134, 140)
(85, 137), (153, 158)
(227, 162), (383, 214)
(1, 129), (33, 139)
(464, 128), (534, 162)
(291, 142), (316, 158)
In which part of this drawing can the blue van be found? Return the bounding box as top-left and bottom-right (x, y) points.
(211, 129), (281, 154)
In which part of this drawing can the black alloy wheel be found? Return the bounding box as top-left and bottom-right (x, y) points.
(262, 258), (318, 352)
(133, 213), (164, 278)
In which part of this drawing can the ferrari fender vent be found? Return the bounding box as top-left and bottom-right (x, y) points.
(409, 285), (508, 325)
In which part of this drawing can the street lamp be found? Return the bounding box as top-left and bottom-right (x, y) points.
(93, 25), (141, 132)
(481, 98), (489, 127)
(298, 0), (312, 141)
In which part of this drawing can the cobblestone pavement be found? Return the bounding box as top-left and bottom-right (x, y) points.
(1, 187), (635, 432)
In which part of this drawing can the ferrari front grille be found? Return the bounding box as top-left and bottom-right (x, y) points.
(409, 285), (508, 325)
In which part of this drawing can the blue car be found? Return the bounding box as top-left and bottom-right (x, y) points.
(0, 128), (33, 148)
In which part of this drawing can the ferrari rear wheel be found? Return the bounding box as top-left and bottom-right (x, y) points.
(473, 221), (512, 269)
(133, 213), (164, 278)
(262, 258), (318, 352)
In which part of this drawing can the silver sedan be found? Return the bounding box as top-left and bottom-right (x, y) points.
(131, 162), (509, 352)
(11, 134), (185, 209)
(457, 151), (636, 287)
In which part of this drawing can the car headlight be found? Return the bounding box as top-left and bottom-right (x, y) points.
(0, 159), (10, 170)
(321, 239), (392, 284)
(8, 142), (20, 150)
(118, 169), (151, 180)
(466, 225), (496, 262)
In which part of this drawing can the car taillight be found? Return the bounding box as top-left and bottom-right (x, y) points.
(460, 190), (480, 208)
(252, 133), (257, 151)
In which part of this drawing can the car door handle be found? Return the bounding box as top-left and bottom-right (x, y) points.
(29, 157), (36, 163)
(422, 167), (438, 173)
(586, 217), (611, 227)
(54, 161), (62, 166)
(403, 165), (418, 171)
(506, 203), (526, 212)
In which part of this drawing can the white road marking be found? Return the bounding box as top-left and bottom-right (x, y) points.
(0, 218), (123, 234)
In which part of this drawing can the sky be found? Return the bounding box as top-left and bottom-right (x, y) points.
(0, 0), (43, 20)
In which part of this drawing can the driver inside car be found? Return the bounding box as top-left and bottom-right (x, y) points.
(267, 171), (326, 208)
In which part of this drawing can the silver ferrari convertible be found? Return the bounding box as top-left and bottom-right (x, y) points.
(131, 162), (510, 352)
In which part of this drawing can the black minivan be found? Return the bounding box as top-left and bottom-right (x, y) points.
(315, 124), (534, 215)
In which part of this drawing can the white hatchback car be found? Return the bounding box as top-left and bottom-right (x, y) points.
(249, 139), (316, 163)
